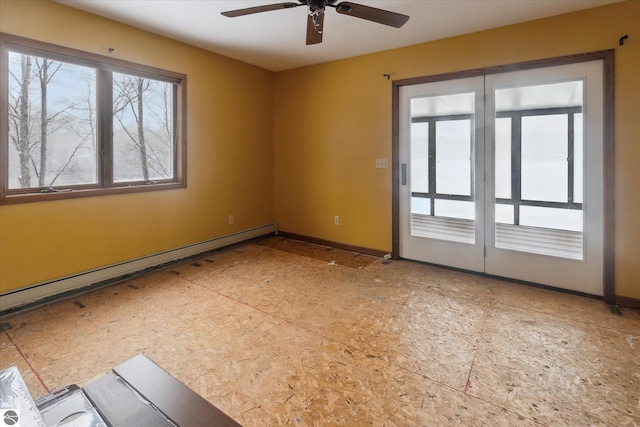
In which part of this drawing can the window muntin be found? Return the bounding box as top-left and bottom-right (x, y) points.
(1, 33), (186, 203)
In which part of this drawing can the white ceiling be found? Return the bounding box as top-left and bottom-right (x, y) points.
(55, 0), (620, 72)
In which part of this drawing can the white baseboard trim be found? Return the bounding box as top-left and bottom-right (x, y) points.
(1, 223), (278, 313)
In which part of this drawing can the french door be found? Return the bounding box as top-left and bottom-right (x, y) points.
(398, 59), (605, 295)
(399, 76), (486, 272)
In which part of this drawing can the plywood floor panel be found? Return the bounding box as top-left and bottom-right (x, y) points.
(366, 256), (640, 334)
(186, 249), (491, 390)
(1, 236), (638, 426)
(469, 303), (640, 425)
(188, 321), (535, 426)
(0, 337), (49, 398)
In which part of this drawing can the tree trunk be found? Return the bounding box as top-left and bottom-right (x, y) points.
(18, 56), (32, 188)
(137, 77), (149, 180)
(39, 60), (48, 187)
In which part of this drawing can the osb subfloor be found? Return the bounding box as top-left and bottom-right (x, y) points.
(1, 237), (639, 426)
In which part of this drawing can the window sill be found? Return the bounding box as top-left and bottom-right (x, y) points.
(0, 182), (186, 205)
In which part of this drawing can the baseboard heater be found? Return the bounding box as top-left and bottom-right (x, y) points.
(0, 223), (278, 314)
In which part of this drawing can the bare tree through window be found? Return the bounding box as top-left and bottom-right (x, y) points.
(113, 73), (173, 183)
(2, 33), (186, 203)
(7, 52), (97, 189)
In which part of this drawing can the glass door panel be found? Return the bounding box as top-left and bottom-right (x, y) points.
(410, 97), (475, 243)
(399, 77), (485, 272)
(493, 82), (584, 260)
(485, 61), (604, 295)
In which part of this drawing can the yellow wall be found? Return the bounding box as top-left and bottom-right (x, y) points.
(1, 0), (638, 301)
(274, 1), (640, 298)
(0, 0), (275, 292)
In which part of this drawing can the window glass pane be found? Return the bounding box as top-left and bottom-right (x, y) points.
(410, 122), (429, 193)
(435, 199), (475, 220)
(7, 51), (97, 189)
(411, 92), (474, 117)
(495, 81), (582, 112)
(521, 114), (568, 202)
(113, 73), (174, 183)
(436, 119), (471, 196)
(495, 204), (514, 224)
(495, 117), (511, 199)
(411, 196), (431, 215)
(520, 206), (582, 232)
(574, 113), (583, 204)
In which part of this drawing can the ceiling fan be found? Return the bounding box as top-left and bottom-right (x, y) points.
(221, 1), (410, 45)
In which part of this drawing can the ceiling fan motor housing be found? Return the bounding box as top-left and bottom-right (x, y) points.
(305, 0), (336, 7)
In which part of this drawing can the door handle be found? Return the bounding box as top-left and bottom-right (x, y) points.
(401, 163), (407, 186)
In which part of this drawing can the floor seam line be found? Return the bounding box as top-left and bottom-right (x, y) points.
(185, 277), (297, 329)
(3, 329), (51, 394)
(464, 299), (493, 394)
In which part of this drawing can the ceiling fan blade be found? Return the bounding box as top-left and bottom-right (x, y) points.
(306, 13), (324, 45)
(333, 2), (409, 28)
(222, 2), (301, 18)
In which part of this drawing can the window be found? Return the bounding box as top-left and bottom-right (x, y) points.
(494, 81), (583, 232)
(409, 90), (476, 222)
(0, 33), (186, 204)
(410, 115), (475, 220)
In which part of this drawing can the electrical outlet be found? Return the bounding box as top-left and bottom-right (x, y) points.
(334, 215), (340, 225)
(229, 214), (234, 225)
(375, 158), (389, 169)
